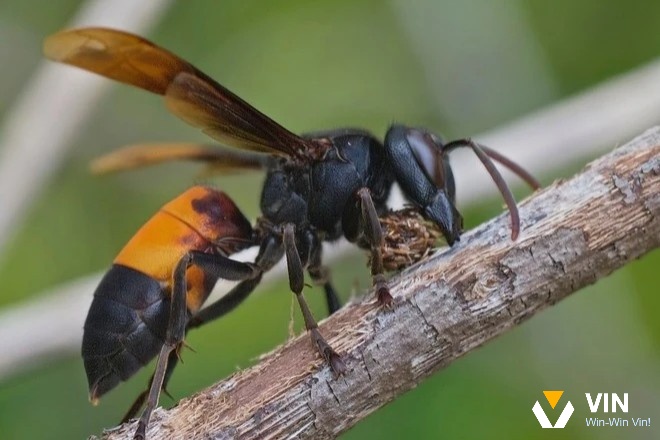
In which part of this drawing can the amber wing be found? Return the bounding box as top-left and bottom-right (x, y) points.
(44, 27), (314, 159)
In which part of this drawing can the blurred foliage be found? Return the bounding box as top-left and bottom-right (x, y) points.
(0, 0), (658, 439)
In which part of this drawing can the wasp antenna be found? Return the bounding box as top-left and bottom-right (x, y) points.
(477, 145), (541, 190)
(443, 139), (520, 240)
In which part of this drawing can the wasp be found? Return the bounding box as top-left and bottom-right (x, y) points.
(44, 27), (539, 439)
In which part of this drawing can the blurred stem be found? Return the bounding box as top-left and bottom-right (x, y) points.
(97, 129), (659, 440)
(0, 0), (172, 258)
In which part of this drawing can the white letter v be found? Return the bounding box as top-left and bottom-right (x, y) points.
(585, 393), (602, 412)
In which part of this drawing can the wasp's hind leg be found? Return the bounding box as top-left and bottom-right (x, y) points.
(342, 187), (392, 306)
(282, 224), (346, 375)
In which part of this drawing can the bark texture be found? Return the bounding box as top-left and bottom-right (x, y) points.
(97, 128), (660, 440)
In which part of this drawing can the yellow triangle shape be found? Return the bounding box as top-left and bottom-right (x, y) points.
(543, 390), (564, 409)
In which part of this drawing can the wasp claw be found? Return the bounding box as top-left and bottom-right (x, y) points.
(377, 285), (393, 308)
(310, 328), (346, 376)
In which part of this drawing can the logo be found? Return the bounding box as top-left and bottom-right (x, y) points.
(532, 390), (574, 428)
(585, 393), (628, 413)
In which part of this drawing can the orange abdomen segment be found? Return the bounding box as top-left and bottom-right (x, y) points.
(114, 211), (207, 283)
(161, 185), (253, 248)
(114, 186), (254, 312)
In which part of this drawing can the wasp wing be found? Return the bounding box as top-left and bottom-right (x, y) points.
(163, 72), (311, 157)
(44, 27), (313, 158)
(90, 142), (267, 174)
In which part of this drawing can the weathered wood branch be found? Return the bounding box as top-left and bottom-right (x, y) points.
(98, 128), (660, 440)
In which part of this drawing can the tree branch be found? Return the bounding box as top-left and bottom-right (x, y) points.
(6, 58), (660, 380)
(98, 128), (659, 440)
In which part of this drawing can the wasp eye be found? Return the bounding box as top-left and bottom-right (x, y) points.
(404, 128), (445, 187)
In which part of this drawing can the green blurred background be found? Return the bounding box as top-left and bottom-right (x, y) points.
(1, 0), (658, 439)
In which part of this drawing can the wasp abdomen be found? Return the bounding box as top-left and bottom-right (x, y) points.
(82, 265), (169, 401)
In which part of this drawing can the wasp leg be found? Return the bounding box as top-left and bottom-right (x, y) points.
(125, 281), (262, 423)
(189, 234), (281, 327)
(343, 187), (391, 306)
(282, 224), (345, 375)
(122, 352), (178, 423)
(126, 240), (277, 424)
(307, 232), (341, 314)
(133, 252), (258, 440)
(310, 266), (341, 315)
